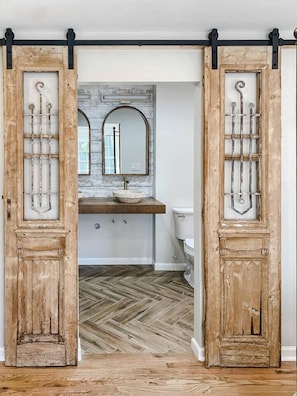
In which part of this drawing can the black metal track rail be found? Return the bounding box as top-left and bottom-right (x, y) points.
(2, 27), (297, 70)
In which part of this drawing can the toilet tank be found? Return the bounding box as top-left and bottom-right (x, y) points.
(172, 207), (194, 240)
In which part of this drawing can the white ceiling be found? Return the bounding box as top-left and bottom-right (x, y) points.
(0, 0), (296, 40)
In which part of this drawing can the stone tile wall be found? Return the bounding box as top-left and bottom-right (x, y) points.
(78, 84), (155, 197)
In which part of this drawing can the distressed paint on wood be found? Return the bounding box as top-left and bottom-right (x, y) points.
(3, 46), (78, 367)
(223, 259), (262, 336)
(203, 46), (281, 367)
(18, 257), (61, 339)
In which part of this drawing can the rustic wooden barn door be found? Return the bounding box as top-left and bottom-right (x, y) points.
(203, 47), (281, 367)
(3, 46), (78, 366)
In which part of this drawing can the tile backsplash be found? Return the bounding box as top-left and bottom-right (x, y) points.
(78, 84), (155, 198)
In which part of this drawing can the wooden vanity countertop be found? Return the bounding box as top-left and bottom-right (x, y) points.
(79, 197), (166, 214)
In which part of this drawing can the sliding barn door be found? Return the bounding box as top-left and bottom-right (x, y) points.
(3, 47), (78, 366)
(203, 47), (281, 367)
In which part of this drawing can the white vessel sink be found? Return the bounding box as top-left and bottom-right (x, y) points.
(113, 189), (144, 203)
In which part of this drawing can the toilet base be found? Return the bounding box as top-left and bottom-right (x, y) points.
(184, 264), (194, 288)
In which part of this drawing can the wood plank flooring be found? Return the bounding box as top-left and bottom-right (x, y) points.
(0, 265), (295, 395)
(79, 265), (194, 354)
(0, 355), (295, 395)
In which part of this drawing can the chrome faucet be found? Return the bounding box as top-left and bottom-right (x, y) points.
(123, 177), (129, 190)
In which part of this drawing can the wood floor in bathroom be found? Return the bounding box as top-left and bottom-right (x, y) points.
(79, 264), (194, 354)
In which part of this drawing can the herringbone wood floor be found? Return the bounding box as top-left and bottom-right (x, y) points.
(79, 265), (194, 355)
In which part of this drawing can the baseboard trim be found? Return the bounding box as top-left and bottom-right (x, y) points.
(154, 262), (186, 271)
(78, 257), (153, 265)
(78, 337), (82, 362)
(0, 347), (4, 362)
(79, 259), (185, 270)
(191, 337), (205, 361)
(281, 346), (296, 361)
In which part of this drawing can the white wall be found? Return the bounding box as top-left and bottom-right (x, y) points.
(154, 83), (198, 268)
(78, 48), (202, 83)
(78, 214), (153, 265)
(280, 48), (297, 358)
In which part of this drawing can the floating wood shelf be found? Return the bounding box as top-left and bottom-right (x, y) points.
(79, 197), (166, 214)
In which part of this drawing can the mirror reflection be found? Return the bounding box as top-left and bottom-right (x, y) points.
(102, 106), (149, 175)
(78, 109), (90, 175)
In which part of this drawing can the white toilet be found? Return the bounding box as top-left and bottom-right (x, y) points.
(173, 207), (194, 288)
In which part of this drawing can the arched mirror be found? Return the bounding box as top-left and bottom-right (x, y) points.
(102, 106), (149, 175)
(78, 109), (90, 175)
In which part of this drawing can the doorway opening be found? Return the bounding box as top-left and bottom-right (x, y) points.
(77, 81), (202, 357)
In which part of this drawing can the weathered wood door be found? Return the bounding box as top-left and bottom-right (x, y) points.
(203, 47), (281, 367)
(3, 47), (78, 366)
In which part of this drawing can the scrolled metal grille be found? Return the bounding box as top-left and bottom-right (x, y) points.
(23, 73), (59, 220)
(224, 74), (261, 220)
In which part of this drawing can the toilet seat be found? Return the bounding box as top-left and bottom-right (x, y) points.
(184, 238), (194, 256)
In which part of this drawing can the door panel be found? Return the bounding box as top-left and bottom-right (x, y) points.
(3, 46), (78, 366)
(203, 47), (281, 367)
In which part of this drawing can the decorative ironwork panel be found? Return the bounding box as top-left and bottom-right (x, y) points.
(224, 72), (261, 220)
(23, 72), (59, 220)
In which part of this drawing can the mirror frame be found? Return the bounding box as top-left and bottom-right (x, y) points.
(102, 106), (149, 176)
(78, 109), (91, 176)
